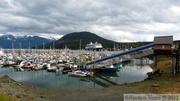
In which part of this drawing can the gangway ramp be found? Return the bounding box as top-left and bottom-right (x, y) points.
(86, 43), (154, 66)
(122, 48), (153, 62)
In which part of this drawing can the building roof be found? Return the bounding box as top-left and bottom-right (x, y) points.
(154, 36), (173, 44)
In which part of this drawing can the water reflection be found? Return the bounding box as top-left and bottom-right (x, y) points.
(89, 72), (118, 87)
(0, 61), (153, 89)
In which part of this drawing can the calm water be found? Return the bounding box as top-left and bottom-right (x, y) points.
(0, 61), (153, 89)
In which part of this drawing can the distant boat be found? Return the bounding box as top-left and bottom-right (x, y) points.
(22, 61), (36, 70)
(82, 63), (118, 73)
(68, 70), (87, 77)
(85, 42), (103, 51)
(94, 64), (118, 72)
(0, 48), (4, 56)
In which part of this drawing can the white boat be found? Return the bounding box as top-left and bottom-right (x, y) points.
(22, 61), (36, 70)
(85, 42), (103, 51)
(68, 70), (87, 77)
(47, 63), (57, 72)
(56, 67), (63, 73)
(13, 61), (25, 71)
(0, 48), (4, 56)
(33, 63), (45, 70)
(2, 57), (15, 67)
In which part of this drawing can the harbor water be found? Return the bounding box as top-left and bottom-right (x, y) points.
(0, 60), (153, 89)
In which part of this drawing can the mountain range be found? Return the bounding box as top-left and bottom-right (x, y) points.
(0, 34), (53, 49)
(35, 32), (116, 49)
(3, 32), (179, 50)
(36, 31), (151, 50)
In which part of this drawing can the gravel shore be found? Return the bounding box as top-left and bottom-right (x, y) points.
(1, 72), (180, 101)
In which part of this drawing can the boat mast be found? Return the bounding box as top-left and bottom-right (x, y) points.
(42, 42), (44, 54)
(114, 42), (115, 52)
(79, 39), (81, 54)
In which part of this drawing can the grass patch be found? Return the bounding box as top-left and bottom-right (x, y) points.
(150, 55), (172, 73)
(0, 84), (2, 88)
(0, 92), (18, 101)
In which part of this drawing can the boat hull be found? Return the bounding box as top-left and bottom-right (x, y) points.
(94, 68), (118, 72)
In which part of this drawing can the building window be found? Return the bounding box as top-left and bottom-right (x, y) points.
(161, 45), (164, 49)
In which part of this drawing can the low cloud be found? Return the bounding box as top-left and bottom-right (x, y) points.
(0, 0), (180, 42)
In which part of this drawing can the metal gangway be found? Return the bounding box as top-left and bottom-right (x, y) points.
(122, 48), (153, 62)
(85, 43), (154, 67)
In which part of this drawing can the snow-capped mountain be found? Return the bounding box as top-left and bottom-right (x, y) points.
(0, 34), (53, 49)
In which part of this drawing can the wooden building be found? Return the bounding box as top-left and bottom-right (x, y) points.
(153, 36), (173, 54)
(153, 35), (180, 74)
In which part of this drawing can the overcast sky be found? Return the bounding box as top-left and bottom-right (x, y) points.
(0, 0), (180, 42)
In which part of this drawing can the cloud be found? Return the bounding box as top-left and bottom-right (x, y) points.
(0, 0), (180, 41)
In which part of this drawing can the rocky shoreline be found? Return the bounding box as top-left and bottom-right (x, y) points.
(1, 72), (179, 101)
